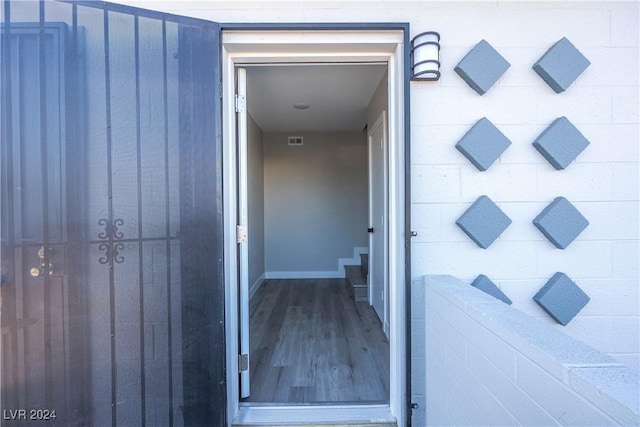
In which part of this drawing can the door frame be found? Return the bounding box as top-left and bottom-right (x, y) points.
(221, 24), (411, 426)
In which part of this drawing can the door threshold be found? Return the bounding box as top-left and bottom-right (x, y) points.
(239, 401), (390, 407)
(232, 404), (396, 427)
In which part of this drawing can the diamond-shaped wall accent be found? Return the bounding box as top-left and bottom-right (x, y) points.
(534, 272), (590, 325)
(533, 197), (589, 249)
(533, 117), (590, 170)
(454, 40), (511, 95)
(456, 118), (512, 171)
(456, 196), (512, 249)
(533, 37), (591, 93)
(471, 274), (512, 305)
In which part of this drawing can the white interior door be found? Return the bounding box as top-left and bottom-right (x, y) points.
(369, 111), (388, 335)
(237, 67), (251, 398)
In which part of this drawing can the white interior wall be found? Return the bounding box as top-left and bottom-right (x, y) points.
(117, 0), (640, 371)
(368, 70), (388, 131)
(263, 131), (368, 275)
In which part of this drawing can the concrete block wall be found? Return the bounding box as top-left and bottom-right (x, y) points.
(424, 275), (639, 427)
(411, 278), (427, 427)
(118, 0), (640, 370)
(408, 1), (639, 370)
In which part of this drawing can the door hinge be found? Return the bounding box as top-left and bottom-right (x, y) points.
(235, 94), (246, 113)
(239, 353), (249, 372)
(237, 225), (248, 243)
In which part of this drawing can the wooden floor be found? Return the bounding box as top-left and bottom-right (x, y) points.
(243, 279), (389, 404)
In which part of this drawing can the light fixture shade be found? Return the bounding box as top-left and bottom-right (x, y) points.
(411, 31), (441, 81)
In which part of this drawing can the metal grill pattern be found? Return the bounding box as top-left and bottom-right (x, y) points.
(1, 1), (224, 425)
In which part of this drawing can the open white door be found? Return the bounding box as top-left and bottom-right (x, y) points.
(369, 111), (389, 336)
(237, 67), (251, 398)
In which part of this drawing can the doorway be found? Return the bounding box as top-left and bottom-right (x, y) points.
(238, 63), (389, 404)
(222, 28), (408, 426)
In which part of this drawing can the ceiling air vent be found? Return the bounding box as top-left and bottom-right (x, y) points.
(288, 136), (304, 146)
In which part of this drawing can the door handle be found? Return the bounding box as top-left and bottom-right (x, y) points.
(30, 264), (54, 277)
(29, 246), (54, 277)
(368, 227), (374, 233)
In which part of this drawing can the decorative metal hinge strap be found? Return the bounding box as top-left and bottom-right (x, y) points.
(239, 354), (249, 372)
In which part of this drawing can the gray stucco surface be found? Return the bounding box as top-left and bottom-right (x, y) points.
(456, 117), (512, 171)
(471, 274), (513, 305)
(454, 39), (511, 95)
(534, 272), (590, 325)
(533, 117), (590, 170)
(533, 197), (589, 249)
(533, 37), (591, 93)
(456, 195), (512, 249)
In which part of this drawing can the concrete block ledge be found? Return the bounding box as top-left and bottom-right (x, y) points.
(424, 275), (639, 426)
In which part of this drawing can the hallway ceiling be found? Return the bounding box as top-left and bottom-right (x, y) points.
(246, 64), (387, 133)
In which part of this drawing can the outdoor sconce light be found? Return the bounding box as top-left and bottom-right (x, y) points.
(411, 31), (441, 81)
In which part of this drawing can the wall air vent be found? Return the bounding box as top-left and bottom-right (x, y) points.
(288, 136), (304, 146)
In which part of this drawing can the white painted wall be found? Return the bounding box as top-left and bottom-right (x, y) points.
(117, 0), (640, 380)
(368, 70), (388, 131)
(408, 2), (640, 372)
(423, 275), (639, 427)
(263, 131), (368, 274)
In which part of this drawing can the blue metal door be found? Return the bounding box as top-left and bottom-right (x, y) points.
(1, 1), (224, 425)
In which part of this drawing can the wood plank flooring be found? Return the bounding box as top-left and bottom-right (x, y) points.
(243, 279), (389, 404)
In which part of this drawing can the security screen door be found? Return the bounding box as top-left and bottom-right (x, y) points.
(1, 1), (224, 426)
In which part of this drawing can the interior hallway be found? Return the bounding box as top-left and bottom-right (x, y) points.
(243, 279), (389, 404)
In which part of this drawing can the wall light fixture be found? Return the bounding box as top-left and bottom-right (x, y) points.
(411, 31), (441, 81)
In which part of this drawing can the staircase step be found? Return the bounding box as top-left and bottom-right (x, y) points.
(345, 265), (367, 286)
(345, 265), (368, 302)
(360, 253), (368, 276)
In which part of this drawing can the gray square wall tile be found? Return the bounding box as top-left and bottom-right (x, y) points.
(456, 196), (512, 249)
(456, 118), (512, 171)
(533, 117), (590, 170)
(533, 37), (591, 93)
(534, 272), (590, 325)
(471, 274), (512, 305)
(533, 197), (589, 249)
(455, 39), (511, 95)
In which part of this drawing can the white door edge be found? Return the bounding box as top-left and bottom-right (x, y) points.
(236, 67), (251, 398)
(222, 29), (406, 427)
(368, 110), (389, 335)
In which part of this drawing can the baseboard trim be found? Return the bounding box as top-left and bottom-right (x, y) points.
(264, 247), (369, 281)
(264, 271), (344, 279)
(249, 274), (265, 300)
